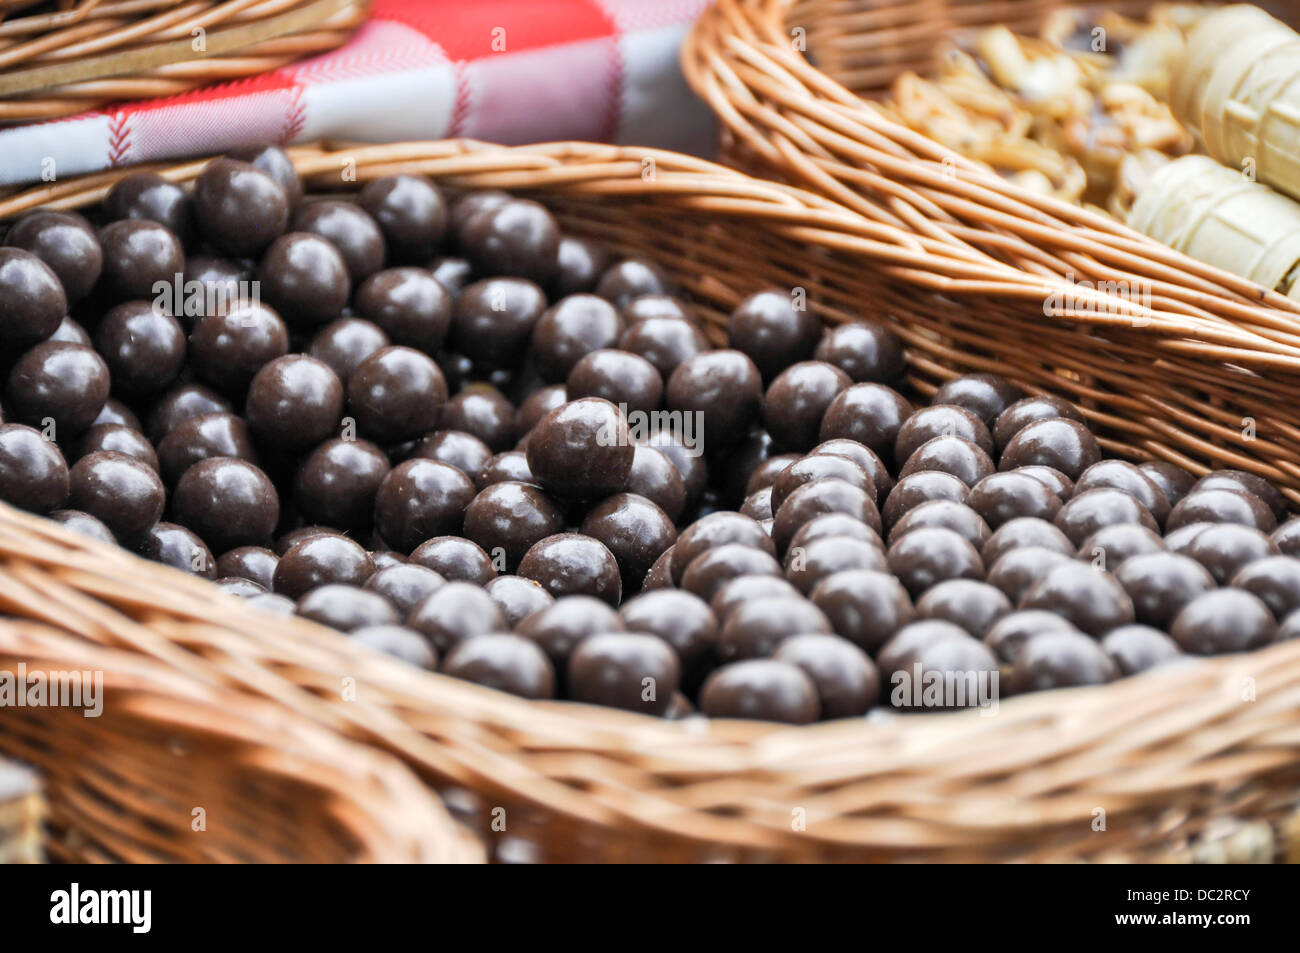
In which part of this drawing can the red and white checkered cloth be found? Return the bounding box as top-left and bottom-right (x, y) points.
(0, 0), (715, 188)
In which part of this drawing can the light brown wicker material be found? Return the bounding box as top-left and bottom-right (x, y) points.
(3, 139), (1300, 862)
(0, 0), (368, 122)
(0, 619), (484, 863)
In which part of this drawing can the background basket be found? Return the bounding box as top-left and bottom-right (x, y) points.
(4, 139), (1300, 861)
(0, 0), (368, 123)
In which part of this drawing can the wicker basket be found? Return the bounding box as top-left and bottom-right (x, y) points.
(0, 0), (368, 123)
(0, 618), (483, 862)
(4, 139), (1300, 862)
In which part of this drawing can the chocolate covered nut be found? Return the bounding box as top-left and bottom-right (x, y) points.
(292, 200), (386, 280)
(699, 659), (820, 724)
(440, 386), (516, 453)
(1075, 460), (1171, 527)
(784, 534), (886, 593)
(274, 534), (373, 598)
(1184, 523), (1280, 585)
(485, 575), (554, 629)
(982, 610), (1079, 665)
(351, 625), (438, 669)
(1077, 523), (1164, 571)
(172, 457), (279, 553)
(346, 346), (446, 444)
(189, 303), (289, 392)
(819, 383), (914, 463)
(365, 563), (446, 617)
(295, 438), (390, 533)
(525, 397), (633, 500)
(915, 579), (1011, 638)
(77, 423), (160, 472)
(568, 349), (664, 417)
(618, 589), (717, 671)
(516, 595), (624, 673)
(518, 533), (622, 605)
(464, 481), (565, 571)
(967, 472), (1062, 528)
(216, 545), (278, 590)
(881, 471), (968, 529)
(67, 450), (164, 544)
(992, 395), (1085, 453)
(666, 350), (763, 451)
(7, 342), (109, 436)
(48, 509), (115, 544)
(595, 259), (678, 310)
(810, 569), (915, 654)
(553, 236), (611, 297)
(0, 423), (68, 513)
(259, 232), (350, 326)
(568, 632), (680, 715)
(887, 527), (984, 599)
(137, 522), (216, 578)
(1020, 562), (1135, 636)
(0, 247), (65, 348)
(998, 417), (1100, 480)
(1053, 487), (1158, 548)
(531, 294), (624, 381)
(618, 316), (708, 379)
(763, 361), (852, 451)
(1008, 630), (1118, 693)
(773, 633), (879, 718)
(772, 478), (881, 553)
(981, 516), (1074, 565)
(407, 581), (504, 655)
(444, 634), (556, 700)
(246, 354), (344, 450)
(97, 219), (184, 301)
(813, 320), (905, 384)
(93, 301), (186, 395)
(156, 412), (256, 485)
(728, 290), (822, 380)
(1167, 488), (1277, 533)
(717, 595), (831, 661)
(373, 459), (475, 554)
(932, 374), (1023, 428)
(580, 493), (677, 591)
(358, 175), (447, 262)
(296, 584), (399, 632)
(895, 404), (993, 463)
(461, 198), (559, 285)
(1170, 589), (1277, 654)
(985, 546), (1073, 605)
(898, 436), (995, 488)
(308, 318), (390, 383)
(3, 211), (102, 304)
(1101, 625), (1183, 676)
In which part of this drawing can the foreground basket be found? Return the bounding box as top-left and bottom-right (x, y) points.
(0, 620), (482, 862)
(0, 0), (368, 123)
(4, 140), (1300, 861)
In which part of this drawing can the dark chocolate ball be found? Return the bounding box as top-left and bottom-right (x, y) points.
(295, 438), (390, 533)
(1074, 460), (1171, 527)
(875, 619), (972, 680)
(440, 385), (516, 452)
(809, 568), (914, 654)
(1170, 589), (1277, 654)
(595, 259), (678, 310)
(172, 457), (279, 552)
(981, 516), (1074, 564)
(1167, 488), (1277, 533)
(618, 316), (708, 379)
(410, 429), (493, 482)
(1008, 630), (1118, 693)
(463, 481), (565, 571)
(710, 574), (800, 622)
(568, 632), (680, 715)
(681, 543), (782, 602)
(699, 659), (820, 723)
(0, 423), (68, 513)
(460, 199), (559, 285)
(354, 267), (450, 353)
(1139, 461), (1198, 507)
(580, 493), (677, 591)
(671, 511), (775, 582)
(744, 453), (797, 496)
(1192, 470), (1287, 523)
(895, 404), (993, 464)
(194, 158), (288, 257)
(1077, 523), (1164, 571)
(137, 521), (216, 578)
(1054, 487), (1158, 548)
(180, 256), (250, 324)
(91, 399), (142, 433)
(932, 374), (1023, 428)
(666, 350), (764, 450)
(773, 633), (879, 718)
(0, 247), (65, 349)
(216, 545), (278, 590)
(886, 526), (984, 598)
(967, 471), (1062, 529)
(640, 428), (707, 507)
(75, 424), (158, 472)
(1020, 465), (1075, 500)
(373, 458), (475, 553)
(411, 534), (496, 586)
(515, 384), (568, 436)
(1020, 562), (1134, 635)
(813, 320), (904, 384)
(618, 589), (717, 670)
(727, 290), (822, 381)
(915, 578), (1011, 637)
(992, 395), (1085, 453)
(3, 211), (102, 304)
(889, 637), (999, 711)
(246, 354), (344, 450)
(6, 342), (109, 436)
(772, 478), (880, 554)
(48, 509), (116, 545)
(291, 200), (386, 280)
(307, 318), (389, 383)
(1100, 625), (1183, 676)
(67, 450), (164, 544)
(105, 172), (196, 246)
(531, 294), (625, 382)
(93, 301), (185, 395)
(625, 445), (687, 522)
(237, 147), (300, 206)
(770, 454), (875, 513)
(477, 450), (536, 489)
(763, 361), (852, 452)
(484, 575), (554, 629)
(717, 595), (831, 661)
(350, 625), (437, 669)
(985, 546), (1074, 605)
(621, 294), (697, 326)
(553, 235), (611, 297)
(1184, 523), (1280, 584)
(518, 533), (622, 605)
(881, 471), (968, 529)
(275, 526), (340, 556)
(357, 175), (447, 262)
(189, 302), (289, 392)
(97, 219), (184, 301)
(982, 610), (1079, 665)
(887, 499), (990, 551)
(567, 349), (663, 417)
(406, 582), (504, 655)
(1230, 556), (1300, 619)
(273, 534), (373, 599)
(525, 397), (633, 500)
(898, 435), (995, 488)
(818, 383), (914, 463)
(346, 346), (446, 444)
(156, 412), (256, 485)
(259, 232), (350, 326)
(48, 317), (91, 347)
(444, 634), (556, 700)
(784, 534), (887, 593)
(296, 584), (398, 632)
(516, 595), (623, 672)
(364, 563), (446, 617)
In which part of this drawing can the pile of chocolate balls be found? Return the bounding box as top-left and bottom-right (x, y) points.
(1, 147), (1298, 724)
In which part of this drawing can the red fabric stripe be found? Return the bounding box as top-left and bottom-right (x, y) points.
(375, 0), (616, 61)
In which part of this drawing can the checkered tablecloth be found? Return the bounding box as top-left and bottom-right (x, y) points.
(0, 0), (715, 188)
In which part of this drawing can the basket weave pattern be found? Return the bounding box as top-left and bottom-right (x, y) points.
(3, 140), (1300, 861)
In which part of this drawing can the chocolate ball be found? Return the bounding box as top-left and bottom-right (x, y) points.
(1077, 523), (1165, 571)
(618, 316), (708, 379)
(1019, 465), (1075, 500)
(531, 294), (625, 382)
(105, 172), (196, 244)
(275, 526), (339, 556)
(97, 219), (184, 301)
(485, 575), (554, 629)
(137, 522), (216, 577)
(94, 301), (185, 395)
(0, 423), (68, 513)
(881, 471), (968, 529)
(625, 445), (687, 522)
(898, 435), (995, 488)
(717, 595), (831, 661)
(681, 543), (782, 602)
(3, 211), (102, 304)
(745, 453), (797, 496)
(516, 384), (568, 435)
(76, 424), (158, 472)
(992, 395), (1085, 453)
(895, 404), (993, 464)
(915, 578), (1011, 637)
(48, 317), (91, 347)
(1008, 630), (1118, 693)
(364, 563), (446, 617)
(189, 302), (289, 392)
(477, 450), (536, 489)
(147, 383), (232, 444)
(406, 582), (504, 655)
(353, 267), (450, 353)
(666, 350), (763, 451)
(350, 625), (437, 669)
(876, 620), (973, 680)
(444, 634), (556, 700)
(763, 361), (852, 451)
(92, 399), (142, 433)
(240, 145), (303, 204)
(887, 526), (984, 599)
(67, 450), (164, 544)
(999, 417), (1099, 480)
(156, 412), (256, 485)
(194, 158), (288, 256)
(346, 346), (446, 444)
(1101, 625), (1183, 676)
(411, 534), (495, 587)
(981, 516), (1074, 564)
(1168, 488), (1277, 533)
(518, 533), (622, 605)
(273, 534), (373, 598)
(461, 199), (558, 285)
(932, 374), (1023, 428)
(7, 342), (109, 436)
(618, 589), (717, 671)
(1193, 470), (1287, 522)
(1138, 461), (1198, 508)
(464, 481), (565, 570)
(982, 610), (1080, 665)
(813, 320), (904, 384)
(967, 472), (1062, 528)
(216, 545), (278, 590)
(890, 637), (1000, 711)
(308, 318), (389, 383)
(710, 574), (799, 620)
(440, 385), (516, 452)
(291, 200), (386, 280)
(818, 383), (914, 463)
(567, 349), (663, 417)
(358, 175), (446, 262)
(553, 235), (611, 297)
(1020, 562), (1134, 635)
(809, 568), (915, 654)
(0, 248), (65, 349)
(410, 429), (493, 482)
(568, 632), (680, 715)
(516, 595), (623, 672)
(180, 256), (250, 324)
(1184, 523), (1280, 584)
(770, 454), (875, 513)
(699, 659), (820, 723)
(246, 354), (343, 450)
(295, 438), (390, 533)
(525, 397), (633, 500)
(580, 493), (677, 591)
(296, 584), (398, 632)
(260, 232), (350, 326)
(595, 259), (678, 310)
(1230, 556), (1300, 619)
(784, 534), (887, 593)
(887, 499), (990, 551)
(621, 294), (697, 326)
(985, 547), (1074, 605)
(671, 511), (775, 582)
(774, 633), (879, 717)
(772, 478), (880, 554)
(1171, 589), (1277, 654)
(49, 509), (116, 544)
(373, 459), (475, 553)
(1054, 487), (1158, 548)
(172, 457), (278, 552)
(727, 290), (822, 381)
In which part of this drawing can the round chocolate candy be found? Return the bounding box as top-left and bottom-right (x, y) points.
(216, 545), (278, 590)
(763, 361), (852, 451)
(234, 147), (301, 206)
(308, 318), (390, 383)
(915, 579), (1011, 638)
(484, 575), (554, 629)
(992, 395), (1085, 453)
(595, 259), (678, 310)
(156, 412), (257, 485)
(567, 349), (664, 417)
(1019, 466), (1075, 500)
(444, 634), (556, 700)
(886, 526), (984, 599)
(48, 509), (116, 544)
(530, 293), (623, 381)
(518, 533), (622, 605)
(189, 302), (289, 392)
(7, 342), (109, 436)
(699, 659), (820, 724)
(92, 399), (143, 433)
(76, 424), (158, 472)
(932, 374), (1023, 428)
(966, 472), (1062, 528)
(818, 383), (914, 463)
(618, 589), (717, 671)
(1168, 486), (1278, 533)
(1170, 589), (1277, 654)
(553, 235), (611, 297)
(464, 481), (565, 571)
(515, 595), (624, 673)
(982, 610), (1080, 665)
(373, 459), (475, 554)
(259, 232), (350, 326)
(105, 171), (196, 243)
(67, 451), (165, 545)
(516, 384), (568, 436)
(410, 429), (493, 483)
(273, 534), (373, 599)
(1077, 523), (1164, 572)
(0, 248), (65, 348)
(671, 511), (775, 582)
(291, 200), (386, 281)
(809, 569), (914, 654)
(772, 478), (880, 554)
(194, 158), (289, 257)
(1053, 487), (1158, 548)
(1192, 470), (1287, 523)
(773, 633), (879, 718)
(354, 267), (452, 354)
(568, 632), (680, 715)
(895, 404), (993, 463)
(881, 471), (968, 529)
(681, 543), (782, 602)
(813, 320), (905, 384)
(460, 198), (559, 286)
(364, 563), (446, 617)
(296, 584), (399, 632)
(580, 493), (677, 591)
(358, 175), (447, 262)
(1008, 630), (1118, 693)
(477, 451), (536, 489)
(710, 574), (800, 622)
(0, 423), (68, 513)
(440, 386), (516, 452)
(770, 455), (875, 514)
(147, 384), (232, 444)
(1100, 625), (1183, 676)
(666, 350), (764, 451)
(985, 547), (1073, 605)
(346, 346), (447, 444)
(625, 445), (687, 522)
(406, 582), (504, 656)
(410, 534), (497, 586)
(618, 316), (708, 379)
(727, 290), (822, 381)
(350, 625), (437, 669)
(998, 417), (1100, 480)
(875, 620), (972, 680)
(172, 457), (279, 553)
(981, 516), (1074, 564)
(1184, 523), (1279, 585)
(898, 436), (995, 488)
(3, 211), (102, 304)
(784, 534), (886, 593)
(246, 354), (344, 450)
(717, 595), (831, 661)
(93, 301), (186, 395)
(1019, 562), (1135, 636)
(1138, 461), (1198, 508)
(887, 499), (990, 551)
(295, 438), (390, 533)
(1230, 556), (1300, 619)
(525, 397), (633, 500)
(890, 637), (999, 711)
(138, 522), (216, 578)
(97, 219), (184, 301)
(1074, 460), (1171, 527)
